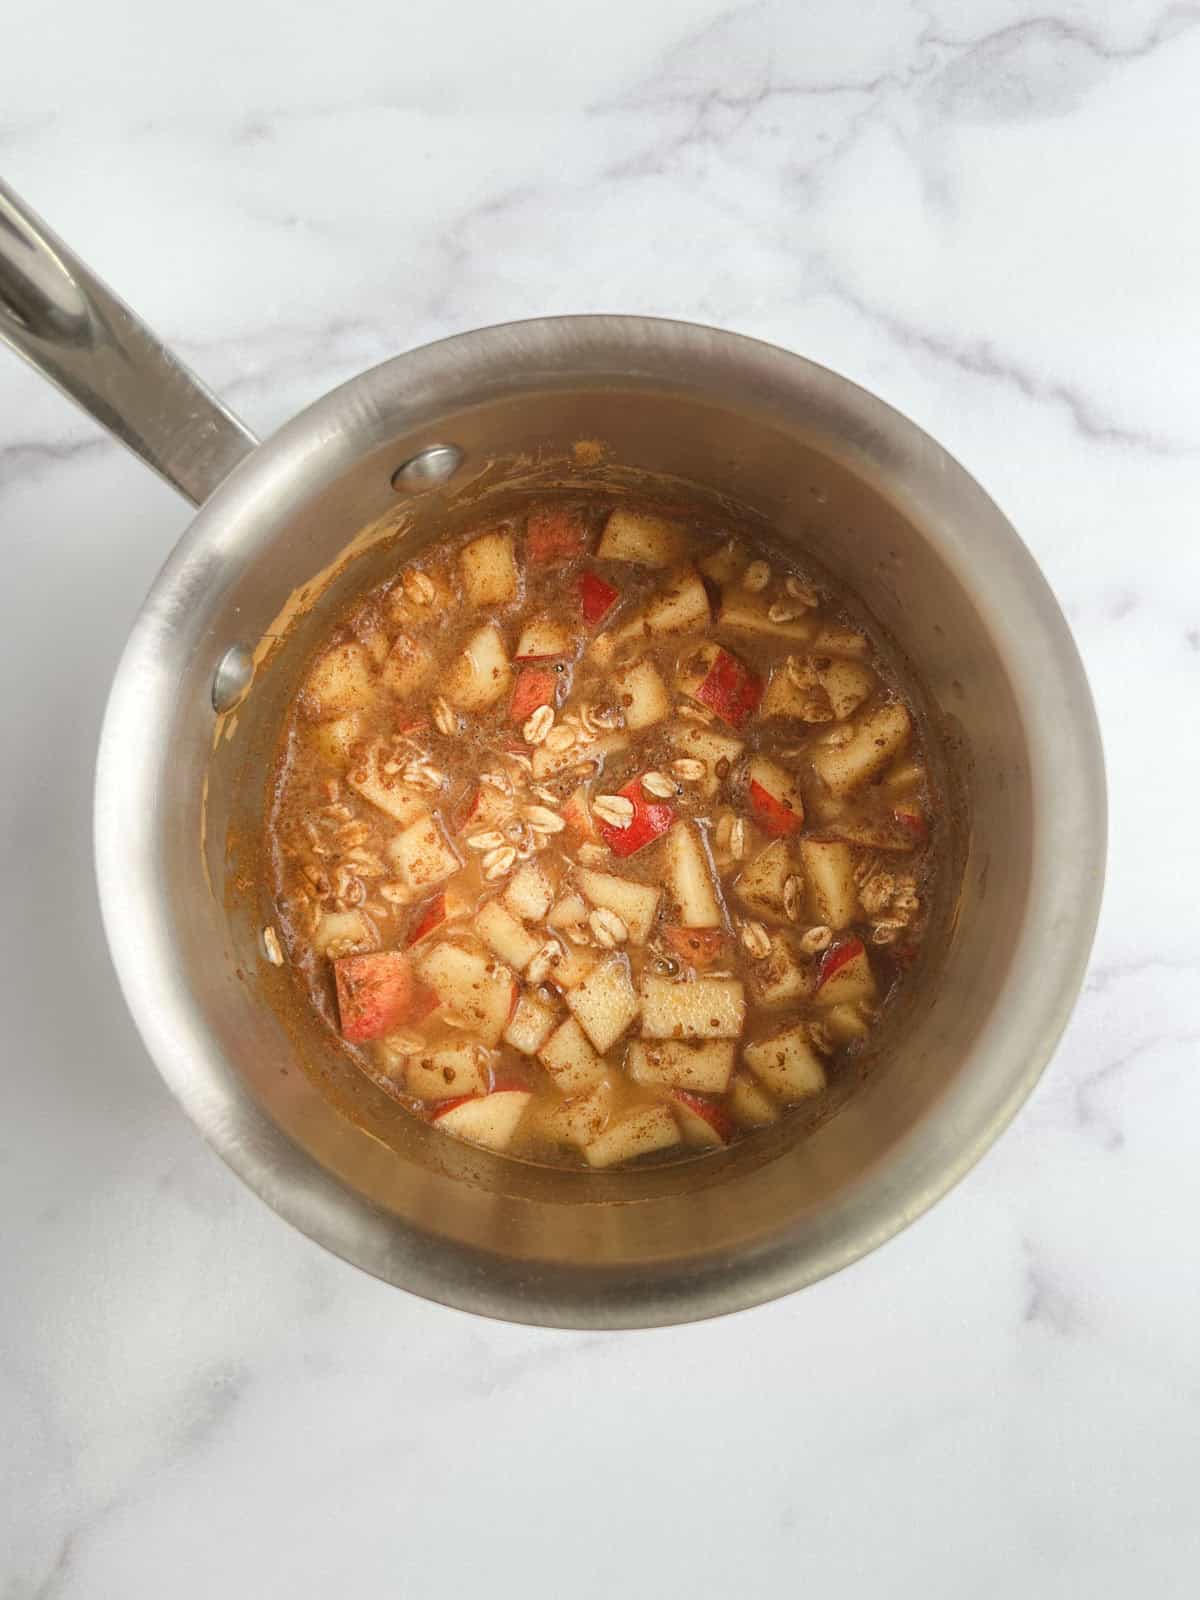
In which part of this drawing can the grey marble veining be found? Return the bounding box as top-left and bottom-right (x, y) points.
(2, 1), (1199, 1595)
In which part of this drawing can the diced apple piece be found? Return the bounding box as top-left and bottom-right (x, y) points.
(575, 867), (661, 944)
(515, 617), (575, 661)
(596, 507), (686, 567)
(406, 883), (471, 946)
(312, 908), (377, 959)
(814, 938), (877, 1008)
(417, 940), (518, 1045)
(386, 811), (460, 892)
(618, 564), (710, 640)
(695, 647), (764, 729)
(749, 933), (813, 1008)
(584, 1105), (681, 1168)
(302, 640), (376, 720)
(744, 1025), (827, 1102)
(672, 1091), (734, 1149)
(746, 756), (804, 836)
(547, 892), (589, 937)
(719, 593), (817, 644)
(308, 711), (364, 765)
(386, 567), (454, 630)
(595, 778), (675, 859)
(334, 951), (435, 1042)
(540, 1081), (613, 1148)
(380, 631), (433, 698)
(444, 624), (513, 712)
(805, 786), (845, 828)
(674, 641), (722, 704)
(538, 1016), (607, 1093)
(560, 788), (599, 844)
(532, 730), (628, 783)
(460, 529), (520, 608)
(475, 899), (543, 972)
(811, 702), (912, 797)
(798, 838), (857, 930)
(509, 665), (559, 723)
(813, 623), (870, 659)
(676, 642), (763, 729)
(639, 975), (746, 1039)
(369, 1035), (412, 1088)
(504, 992), (559, 1056)
(697, 539), (748, 586)
(541, 938), (597, 991)
(821, 813), (918, 853)
(611, 657), (670, 730)
(734, 839), (794, 920)
(565, 956), (640, 1053)
(824, 1001), (872, 1043)
(586, 629), (618, 666)
(816, 658), (875, 719)
(882, 758), (926, 795)
(579, 570), (620, 626)
(527, 505), (588, 563)
(661, 926), (730, 969)
(661, 822), (722, 928)
(433, 1089), (531, 1151)
(502, 859), (556, 922)
(405, 1042), (489, 1101)
(728, 1070), (781, 1129)
(627, 1039), (735, 1093)
(666, 723), (744, 798)
(759, 661), (833, 723)
(347, 743), (427, 825)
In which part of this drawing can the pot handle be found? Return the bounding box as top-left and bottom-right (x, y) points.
(0, 180), (258, 507)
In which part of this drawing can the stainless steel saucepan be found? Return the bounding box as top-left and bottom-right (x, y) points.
(0, 181), (1105, 1328)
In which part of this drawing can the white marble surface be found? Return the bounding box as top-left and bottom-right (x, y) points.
(3, 1), (1198, 1593)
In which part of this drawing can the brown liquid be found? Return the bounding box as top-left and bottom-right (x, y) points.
(265, 499), (939, 1168)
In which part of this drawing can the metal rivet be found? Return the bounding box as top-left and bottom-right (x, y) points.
(212, 644), (253, 713)
(391, 444), (464, 491)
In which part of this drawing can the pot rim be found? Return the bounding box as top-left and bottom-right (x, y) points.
(94, 314), (1106, 1327)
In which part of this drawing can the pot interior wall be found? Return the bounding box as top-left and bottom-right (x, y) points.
(170, 377), (1026, 1277)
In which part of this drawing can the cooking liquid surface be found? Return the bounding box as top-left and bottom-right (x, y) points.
(266, 500), (939, 1169)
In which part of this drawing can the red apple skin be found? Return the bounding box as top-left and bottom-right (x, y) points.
(579, 570), (619, 626)
(458, 788), (485, 829)
(673, 1090), (734, 1144)
(662, 926), (728, 969)
(817, 937), (866, 989)
(406, 893), (447, 947)
(696, 650), (763, 729)
(510, 666), (558, 723)
(893, 804), (927, 840)
(431, 1084), (526, 1122)
(527, 506), (588, 563)
(429, 1093), (477, 1122)
(411, 985), (440, 1023)
(596, 777), (675, 857)
(748, 778), (802, 837)
(334, 952), (435, 1042)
